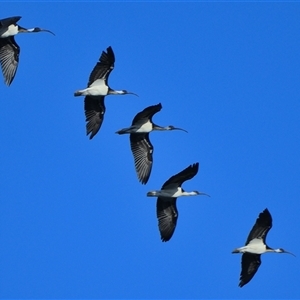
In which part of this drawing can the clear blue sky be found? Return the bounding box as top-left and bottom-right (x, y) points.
(1, 2), (300, 299)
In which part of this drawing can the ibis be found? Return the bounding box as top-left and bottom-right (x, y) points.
(116, 103), (187, 184)
(147, 163), (209, 242)
(74, 46), (138, 139)
(232, 208), (295, 287)
(0, 16), (54, 86)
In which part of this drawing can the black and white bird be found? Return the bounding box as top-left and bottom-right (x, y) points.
(74, 46), (138, 139)
(147, 163), (209, 242)
(116, 103), (187, 184)
(232, 208), (295, 287)
(0, 16), (54, 86)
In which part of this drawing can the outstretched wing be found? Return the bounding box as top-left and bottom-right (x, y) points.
(162, 163), (199, 189)
(156, 198), (178, 242)
(88, 46), (115, 86)
(131, 103), (162, 125)
(0, 16), (21, 28)
(130, 133), (153, 184)
(0, 37), (19, 86)
(84, 96), (105, 139)
(245, 208), (272, 245)
(239, 253), (261, 287)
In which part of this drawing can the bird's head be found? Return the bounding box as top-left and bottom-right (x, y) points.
(116, 90), (138, 97)
(166, 125), (188, 133)
(275, 248), (296, 257)
(192, 191), (210, 197)
(27, 27), (55, 35)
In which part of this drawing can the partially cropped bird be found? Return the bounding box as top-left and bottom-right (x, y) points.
(74, 46), (138, 139)
(232, 208), (295, 287)
(147, 163), (209, 242)
(0, 16), (54, 86)
(116, 103), (187, 184)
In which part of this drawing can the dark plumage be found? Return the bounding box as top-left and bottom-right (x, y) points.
(156, 163), (200, 242)
(83, 47), (114, 139)
(233, 209), (295, 287)
(116, 103), (187, 184)
(239, 209), (272, 287)
(75, 46), (137, 139)
(0, 16), (54, 86)
(147, 163), (209, 242)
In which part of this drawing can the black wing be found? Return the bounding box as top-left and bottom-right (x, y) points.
(245, 208), (272, 245)
(84, 96), (105, 139)
(131, 103), (162, 125)
(156, 197), (178, 242)
(88, 46), (115, 86)
(0, 37), (19, 86)
(130, 133), (153, 184)
(162, 163), (199, 189)
(0, 16), (21, 28)
(239, 253), (261, 287)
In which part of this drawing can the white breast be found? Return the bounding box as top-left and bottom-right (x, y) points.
(137, 121), (152, 133)
(0, 24), (19, 38)
(87, 79), (108, 96)
(245, 238), (267, 254)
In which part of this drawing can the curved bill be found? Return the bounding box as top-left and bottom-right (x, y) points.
(172, 127), (188, 133)
(283, 250), (296, 257)
(127, 92), (139, 97)
(40, 29), (55, 36)
(28, 27), (55, 35)
(200, 192), (210, 197)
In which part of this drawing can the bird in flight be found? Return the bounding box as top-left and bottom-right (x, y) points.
(0, 16), (54, 86)
(74, 46), (138, 139)
(147, 162), (210, 241)
(116, 103), (187, 184)
(232, 208), (295, 287)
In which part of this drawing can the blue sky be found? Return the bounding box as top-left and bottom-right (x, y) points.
(1, 2), (300, 299)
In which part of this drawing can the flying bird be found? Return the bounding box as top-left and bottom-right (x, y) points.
(74, 46), (138, 139)
(232, 208), (295, 287)
(0, 16), (54, 86)
(147, 163), (209, 242)
(116, 103), (187, 184)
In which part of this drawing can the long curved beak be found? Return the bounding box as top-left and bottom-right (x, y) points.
(127, 92), (139, 97)
(27, 27), (55, 35)
(40, 29), (55, 36)
(200, 192), (210, 197)
(173, 127), (188, 133)
(284, 250), (296, 257)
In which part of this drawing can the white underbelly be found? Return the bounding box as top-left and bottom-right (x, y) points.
(136, 122), (152, 133)
(244, 247), (266, 254)
(87, 79), (108, 96)
(241, 239), (267, 254)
